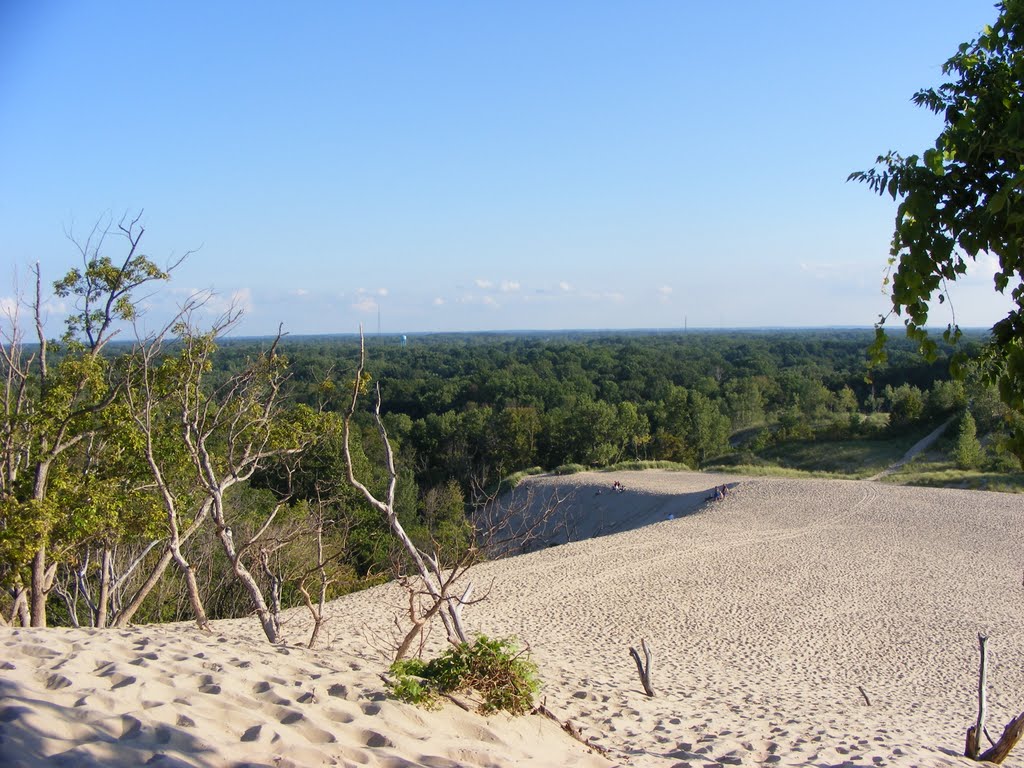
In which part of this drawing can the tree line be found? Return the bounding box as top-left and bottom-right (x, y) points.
(0, 219), (1009, 639)
(272, 327), (987, 488)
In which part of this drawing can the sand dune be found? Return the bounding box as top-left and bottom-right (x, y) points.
(3, 470), (1024, 767)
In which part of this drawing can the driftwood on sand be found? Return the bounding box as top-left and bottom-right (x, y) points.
(965, 634), (1024, 764)
(629, 638), (655, 697)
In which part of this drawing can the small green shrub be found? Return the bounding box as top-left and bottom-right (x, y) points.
(601, 460), (690, 472)
(390, 674), (434, 708)
(494, 466), (546, 493)
(553, 463), (588, 475)
(387, 636), (540, 715)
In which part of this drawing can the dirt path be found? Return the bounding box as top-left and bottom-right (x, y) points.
(867, 416), (955, 481)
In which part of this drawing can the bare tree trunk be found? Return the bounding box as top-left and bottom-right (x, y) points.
(29, 545), (47, 626)
(967, 634), (989, 760)
(218, 526), (279, 643)
(113, 547), (173, 627)
(29, 456), (58, 626)
(303, 516), (328, 649)
(13, 587), (29, 626)
(394, 590), (445, 661)
(169, 540), (210, 631)
(96, 546), (112, 628)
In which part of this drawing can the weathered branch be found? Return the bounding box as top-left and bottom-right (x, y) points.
(629, 639), (655, 697)
(534, 702), (611, 758)
(980, 711), (1024, 764)
(342, 326), (469, 652)
(967, 634), (989, 760)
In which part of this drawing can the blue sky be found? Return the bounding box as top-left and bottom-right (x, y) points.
(0, 1), (1013, 336)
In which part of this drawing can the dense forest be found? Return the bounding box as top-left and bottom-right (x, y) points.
(4, 308), (1017, 634)
(264, 327), (993, 486)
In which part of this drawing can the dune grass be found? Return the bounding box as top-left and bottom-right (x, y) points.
(601, 460), (691, 472)
(550, 460), (690, 477)
(701, 463), (852, 480)
(751, 427), (937, 478)
(881, 456), (1024, 493)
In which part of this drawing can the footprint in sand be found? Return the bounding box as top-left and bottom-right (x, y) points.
(198, 674), (221, 695)
(15, 645), (60, 660)
(120, 714), (143, 740)
(296, 721), (337, 745)
(109, 673), (138, 690)
(46, 673), (73, 690)
(325, 707), (356, 724)
(252, 682), (290, 705)
(278, 708), (305, 725)
(327, 683), (349, 699)
(356, 728), (393, 749)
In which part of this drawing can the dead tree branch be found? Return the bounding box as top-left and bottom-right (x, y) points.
(629, 638), (655, 697)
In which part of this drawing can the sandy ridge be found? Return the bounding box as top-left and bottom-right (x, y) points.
(3, 469), (1024, 767)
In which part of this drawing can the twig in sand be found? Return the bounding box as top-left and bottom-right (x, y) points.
(533, 701), (612, 757)
(629, 639), (655, 697)
(858, 685), (871, 706)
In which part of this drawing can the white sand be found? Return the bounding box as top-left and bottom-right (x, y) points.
(4, 470), (1024, 767)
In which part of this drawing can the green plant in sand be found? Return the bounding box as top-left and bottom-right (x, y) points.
(387, 635), (540, 715)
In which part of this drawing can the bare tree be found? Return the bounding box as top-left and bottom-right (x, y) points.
(343, 329), (570, 661)
(122, 308), (309, 642)
(343, 329), (473, 655)
(50, 538), (164, 627)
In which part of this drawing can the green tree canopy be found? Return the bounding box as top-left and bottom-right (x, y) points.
(851, 1), (1024, 450)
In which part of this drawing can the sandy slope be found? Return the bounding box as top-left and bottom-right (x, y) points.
(3, 470), (1024, 767)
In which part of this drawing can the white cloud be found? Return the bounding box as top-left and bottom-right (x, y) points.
(580, 290), (625, 303)
(0, 296), (19, 319)
(351, 297), (378, 313)
(500, 280), (520, 293)
(433, 297), (445, 306)
(233, 288), (253, 313)
(558, 281), (572, 292)
(192, 287), (253, 318)
(455, 293), (501, 308)
(959, 252), (1013, 289)
(290, 288), (310, 297)
(475, 278), (493, 289)
(657, 285), (673, 296)
(376, 288), (389, 297)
